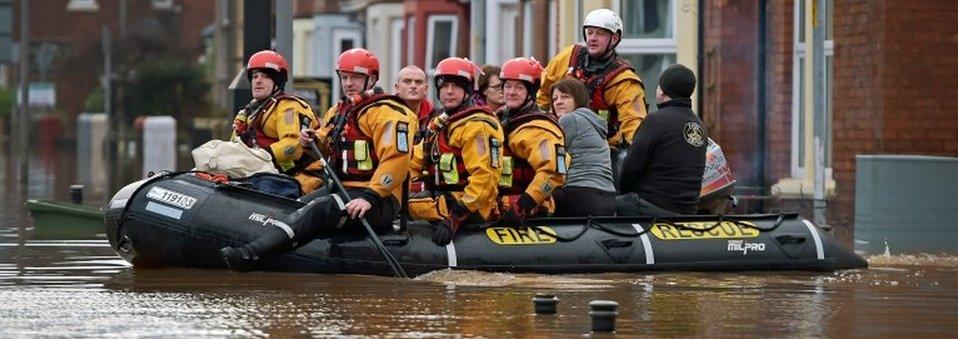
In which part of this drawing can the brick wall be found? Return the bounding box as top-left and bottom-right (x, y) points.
(831, 0), (958, 234)
(702, 0), (760, 189)
(764, 0), (794, 184)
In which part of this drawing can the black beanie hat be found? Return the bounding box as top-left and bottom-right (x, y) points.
(659, 64), (695, 99)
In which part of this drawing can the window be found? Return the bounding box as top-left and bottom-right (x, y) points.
(499, 3), (518, 62)
(622, 0), (673, 39)
(425, 15), (458, 75)
(522, 1), (534, 56)
(614, 0), (677, 108)
(791, 0), (834, 179)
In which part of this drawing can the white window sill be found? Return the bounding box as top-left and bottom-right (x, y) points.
(770, 177), (837, 199)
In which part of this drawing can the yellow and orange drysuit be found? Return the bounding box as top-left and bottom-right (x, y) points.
(408, 105), (505, 230)
(496, 104), (568, 224)
(536, 44), (648, 147)
(232, 93), (318, 173)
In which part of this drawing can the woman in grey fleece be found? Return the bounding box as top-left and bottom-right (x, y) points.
(549, 78), (617, 217)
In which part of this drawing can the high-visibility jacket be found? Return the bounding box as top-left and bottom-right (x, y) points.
(297, 94), (417, 200)
(410, 105), (504, 221)
(536, 44), (648, 147)
(232, 94), (317, 173)
(499, 105), (568, 207)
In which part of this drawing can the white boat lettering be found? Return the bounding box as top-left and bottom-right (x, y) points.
(727, 240), (766, 255)
(146, 187), (197, 209)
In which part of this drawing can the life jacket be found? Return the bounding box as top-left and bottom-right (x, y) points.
(566, 44), (636, 138)
(329, 93), (410, 182)
(423, 106), (498, 191)
(498, 105), (561, 194)
(240, 93), (314, 173)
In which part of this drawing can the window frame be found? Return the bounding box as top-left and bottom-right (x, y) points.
(612, 0), (679, 108)
(388, 17), (404, 88)
(613, 0), (678, 53)
(791, 0), (834, 179)
(522, 0), (534, 56)
(425, 14), (459, 77)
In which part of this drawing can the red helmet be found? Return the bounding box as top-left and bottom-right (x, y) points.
(336, 48), (380, 77)
(500, 57), (543, 96)
(247, 50), (289, 85)
(436, 57), (478, 83)
(499, 57), (543, 85)
(435, 57), (478, 94)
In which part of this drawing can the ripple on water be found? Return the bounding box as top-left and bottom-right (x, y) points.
(866, 253), (958, 267)
(415, 268), (626, 290)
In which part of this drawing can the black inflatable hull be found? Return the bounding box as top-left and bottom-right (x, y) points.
(105, 173), (868, 276)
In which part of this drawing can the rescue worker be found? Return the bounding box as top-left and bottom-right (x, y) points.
(409, 57), (504, 245)
(394, 65), (433, 194)
(536, 8), (647, 148)
(394, 65), (433, 128)
(220, 48), (417, 271)
(496, 57), (568, 225)
(231, 50), (317, 174)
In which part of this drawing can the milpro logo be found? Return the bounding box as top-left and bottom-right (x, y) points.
(248, 213), (289, 229)
(727, 240), (766, 255)
(486, 226), (557, 245)
(146, 187), (197, 209)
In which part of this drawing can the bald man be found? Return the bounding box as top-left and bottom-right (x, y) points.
(394, 65), (433, 128)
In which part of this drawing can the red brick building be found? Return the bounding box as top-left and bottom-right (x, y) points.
(703, 0), (958, 242)
(403, 0), (470, 73)
(10, 0), (214, 130)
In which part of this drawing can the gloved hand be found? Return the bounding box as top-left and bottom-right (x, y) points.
(431, 196), (472, 245)
(496, 193), (537, 227)
(432, 221), (454, 246)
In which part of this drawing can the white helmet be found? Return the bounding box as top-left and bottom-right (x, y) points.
(583, 8), (623, 36)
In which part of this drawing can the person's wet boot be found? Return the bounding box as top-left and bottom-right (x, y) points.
(219, 193), (347, 272)
(219, 244), (258, 272)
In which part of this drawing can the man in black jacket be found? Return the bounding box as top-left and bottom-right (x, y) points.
(617, 64), (707, 216)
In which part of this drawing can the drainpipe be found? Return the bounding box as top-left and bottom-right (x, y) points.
(757, 0), (768, 199)
(696, 0), (704, 118)
(812, 0), (827, 226)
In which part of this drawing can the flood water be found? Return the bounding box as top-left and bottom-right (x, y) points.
(2, 146), (958, 337)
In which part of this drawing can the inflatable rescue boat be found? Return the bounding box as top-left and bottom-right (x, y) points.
(104, 172), (868, 276)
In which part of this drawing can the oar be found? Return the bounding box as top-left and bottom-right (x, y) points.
(305, 138), (408, 279)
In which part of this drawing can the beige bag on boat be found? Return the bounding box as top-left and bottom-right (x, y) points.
(191, 139), (279, 178)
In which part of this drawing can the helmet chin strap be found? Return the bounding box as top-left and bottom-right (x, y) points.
(600, 35), (619, 59)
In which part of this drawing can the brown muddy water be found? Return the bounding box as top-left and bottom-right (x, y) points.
(2, 149), (957, 337)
